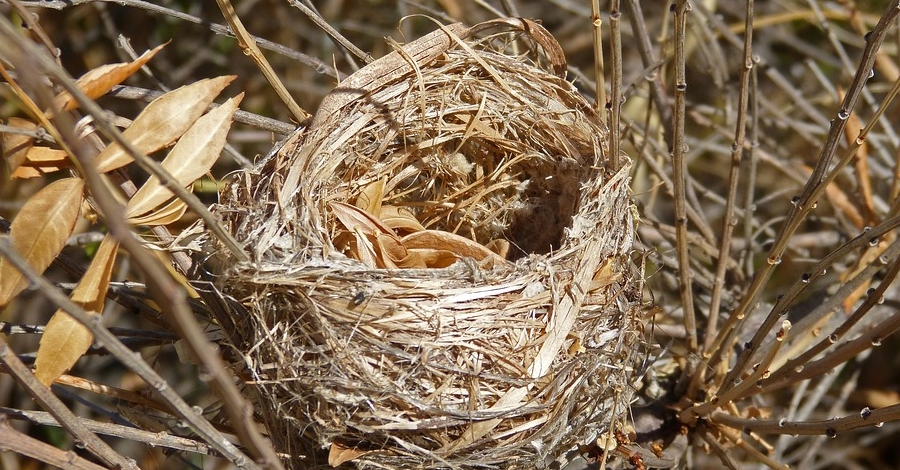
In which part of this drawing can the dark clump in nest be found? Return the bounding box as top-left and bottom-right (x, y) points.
(207, 18), (645, 469)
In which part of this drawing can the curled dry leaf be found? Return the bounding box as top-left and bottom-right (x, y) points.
(51, 43), (168, 114)
(328, 441), (371, 467)
(402, 230), (508, 269)
(2, 117), (37, 173)
(0, 177), (84, 307)
(333, 201), (509, 269)
(126, 198), (188, 226)
(331, 202), (402, 242)
(355, 177), (386, 216)
(485, 238), (510, 259)
(332, 202), (407, 268)
(125, 92), (244, 222)
(34, 235), (118, 386)
(380, 205), (426, 233)
(94, 75), (236, 173)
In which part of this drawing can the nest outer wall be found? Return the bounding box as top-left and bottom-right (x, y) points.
(211, 18), (645, 469)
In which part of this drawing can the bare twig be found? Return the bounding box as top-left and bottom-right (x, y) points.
(287, 0), (369, 69)
(623, 0), (674, 143)
(712, 402), (900, 437)
(702, 0), (755, 358)
(13, 0), (340, 80)
(671, 0), (699, 357)
(608, 0), (623, 171)
(0, 18), (251, 263)
(0, 335), (138, 469)
(215, 0), (310, 124)
(0, 415), (109, 470)
(0, 407), (216, 456)
(590, 1), (606, 124)
(707, 0), (900, 389)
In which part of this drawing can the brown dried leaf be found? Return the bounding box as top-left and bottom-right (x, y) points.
(328, 441), (370, 467)
(355, 178), (386, 216)
(402, 230), (507, 268)
(51, 43), (168, 113)
(331, 202), (401, 241)
(11, 147), (73, 179)
(374, 231), (407, 268)
(402, 248), (458, 268)
(485, 238), (510, 259)
(126, 198), (187, 226)
(1, 117), (36, 172)
(125, 93), (243, 220)
(94, 75), (236, 173)
(34, 235), (118, 386)
(0, 178), (84, 307)
(352, 228), (379, 268)
(380, 205), (426, 233)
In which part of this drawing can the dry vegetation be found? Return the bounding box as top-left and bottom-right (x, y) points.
(2, 0), (900, 469)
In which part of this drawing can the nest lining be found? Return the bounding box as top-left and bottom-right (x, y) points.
(208, 18), (644, 469)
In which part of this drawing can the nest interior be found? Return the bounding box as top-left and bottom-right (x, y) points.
(211, 19), (645, 469)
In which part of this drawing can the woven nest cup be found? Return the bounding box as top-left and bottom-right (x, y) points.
(212, 18), (644, 469)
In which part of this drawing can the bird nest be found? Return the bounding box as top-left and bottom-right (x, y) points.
(209, 18), (644, 469)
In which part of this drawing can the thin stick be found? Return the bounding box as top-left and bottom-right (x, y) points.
(19, 0), (339, 80)
(0, 237), (261, 470)
(693, 0), (756, 399)
(215, 0), (310, 123)
(0, 407), (216, 456)
(590, 0), (606, 125)
(608, 0), (623, 170)
(0, 20), (270, 468)
(714, 66), (900, 392)
(624, 0), (675, 142)
(703, 0), (755, 353)
(0, 338), (138, 469)
(740, 65), (760, 277)
(705, 1), (900, 387)
(0, 416), (109, 470)
(711, 402), (900, 437)
(287, 0), (369, 68)
(671, 0), (699, 355)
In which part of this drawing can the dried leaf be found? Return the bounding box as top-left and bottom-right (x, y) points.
(352, 227), (379, 268)
(125, 93), (243, 220)
(34, 235), (118, 386)
(402, 248), (458, 268)
(126, 198), (187, 226)
(328, 441), (370, 467)
(485, 238), (510, 259)
(94, 75), (236, 173)
(402, 230), (507, 268)
(11, 147), (73, 179)
(1, 117), (36, 172)
(354, 178), (386, 216)
(51, 43), (168, 113)
(380, 205), (426, 233)
(590, 258), (621, 292)
(0, 178), (84, 307)
(374, 231), (406, 268)
(331, 202), (401, 241)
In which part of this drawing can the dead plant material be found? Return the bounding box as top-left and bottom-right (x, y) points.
(207, 18), (644, 469)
